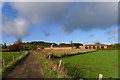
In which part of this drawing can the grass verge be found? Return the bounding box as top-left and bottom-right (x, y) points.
(31, 50), (69, 78)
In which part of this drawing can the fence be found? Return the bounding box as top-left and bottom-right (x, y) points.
(40, 52), (104, 79)
(2, 51), (28, 68)
(39, 49), (96, 58)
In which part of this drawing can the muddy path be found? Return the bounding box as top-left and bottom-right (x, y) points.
(5, 52), (44, 78)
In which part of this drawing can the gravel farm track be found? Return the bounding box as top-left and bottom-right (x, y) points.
(5, 52), (44, 78)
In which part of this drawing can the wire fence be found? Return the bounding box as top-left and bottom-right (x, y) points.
(2, 51), (28, 68)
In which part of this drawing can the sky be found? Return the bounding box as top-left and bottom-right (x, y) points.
(2, 2), (119, 45)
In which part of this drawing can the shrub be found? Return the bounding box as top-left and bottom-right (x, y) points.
(66, 66), (85, 78)
(2, 43), (7, 49)
(8, 43), (23, 51)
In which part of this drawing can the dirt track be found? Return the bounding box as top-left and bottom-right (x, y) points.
(5, 53), (44, 78)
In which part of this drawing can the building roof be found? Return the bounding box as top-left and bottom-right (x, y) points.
(85, 44), (107, 46)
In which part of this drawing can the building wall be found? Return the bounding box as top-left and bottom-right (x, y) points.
(39, 45), (108, 50)
(103, 45), (108, 49)
(79, 46), (85, 49)
(44, 47), (76, 50)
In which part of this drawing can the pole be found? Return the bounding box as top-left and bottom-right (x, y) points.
(58, 60), (62, 70)
(98, 74), (103, 80)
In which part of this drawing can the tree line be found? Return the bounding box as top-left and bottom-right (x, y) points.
(1, 41), (120, 51)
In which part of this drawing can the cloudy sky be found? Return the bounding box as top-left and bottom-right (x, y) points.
(2, 2), (118, 45)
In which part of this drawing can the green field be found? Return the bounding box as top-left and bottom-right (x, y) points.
(60, 50), (118, 78)
(0, 51), (27, 66)
(1, 52), (21, 66)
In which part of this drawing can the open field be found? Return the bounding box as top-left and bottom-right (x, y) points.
(1, 52), (22, 66)
(59, 50), (119, 78)
(39, 49), (95, 58)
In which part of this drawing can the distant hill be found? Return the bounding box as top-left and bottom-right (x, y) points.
(23, 41), (83, 48)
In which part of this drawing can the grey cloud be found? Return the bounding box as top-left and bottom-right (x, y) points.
(44, 31), (51, 37)
(62, 2), (118, 33)
(106, 28), (118, 35)
(89, 34), (94, 37)
(5, 2), (118, 36)
(11, 2), (73, 24)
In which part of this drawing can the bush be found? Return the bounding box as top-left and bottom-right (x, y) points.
(107, 44), (120, 50)
(8, 43), (23, 51)
(66, 65), (85, 78)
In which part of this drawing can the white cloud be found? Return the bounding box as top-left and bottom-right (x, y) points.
(106, 27), (118, 35)
(3, 17), (29, 37)
(106, 35), (118, 42)
(92, 39), (100, 43)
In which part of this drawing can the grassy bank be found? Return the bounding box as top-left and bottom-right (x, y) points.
(31, 50), (69, 78)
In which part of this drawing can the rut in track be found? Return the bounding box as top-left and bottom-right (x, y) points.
(5, 53), (44, 78)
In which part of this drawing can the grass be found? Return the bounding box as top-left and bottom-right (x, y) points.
(0, 49), (10, 52)
(23, 44), (35, 49)
(32, 50), (69, 78)
(35, 49), (98, 78)
(1, 49), (118, 78)
(39, 49), (95, 58)
(1, 52), (22, 66)
(33, 50), (58, 78)
(59, 50), (118, 78)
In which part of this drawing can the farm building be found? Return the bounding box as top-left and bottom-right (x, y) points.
(37, 44), (108, 50)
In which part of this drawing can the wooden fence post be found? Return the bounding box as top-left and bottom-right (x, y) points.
(58, 60), (62, 70)
(13, 56), (15, 61)
(44, 55), (45, 57)
(18, 53), (20, 58)
(98, 74), (103, 80)
(48, 55), (51, 59)
(2, 59), (5, 66)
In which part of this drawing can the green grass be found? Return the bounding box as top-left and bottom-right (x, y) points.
(0, 49), (9, 52)
(33, 50), (69, 78)
(59, 50), (118, 78)
(0, 52), (22, 66)
(23, 44), (35, 49)
(33, 51), (59, 78)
